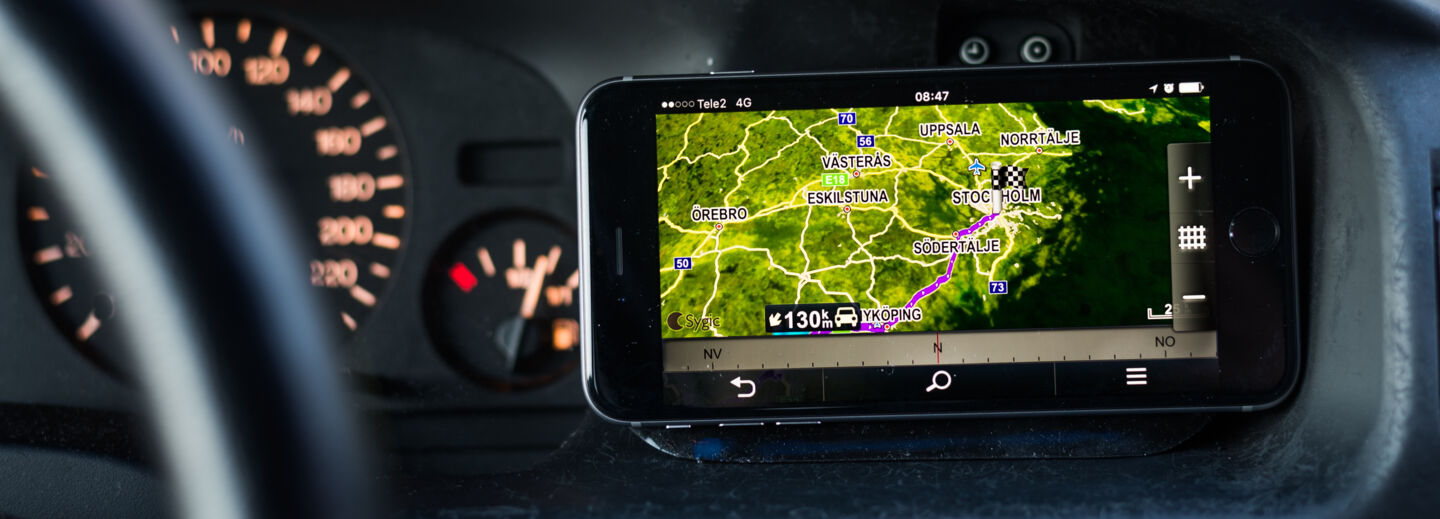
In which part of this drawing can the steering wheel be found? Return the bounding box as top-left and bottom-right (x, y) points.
(0, 1), (373, 517)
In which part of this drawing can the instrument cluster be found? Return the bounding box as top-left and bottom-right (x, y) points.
(6, 9), (585, 421)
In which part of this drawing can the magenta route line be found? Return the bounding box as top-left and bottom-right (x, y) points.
(809, 212), (999, 335)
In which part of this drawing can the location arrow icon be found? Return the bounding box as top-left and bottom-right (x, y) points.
(768, 312), (783, 327)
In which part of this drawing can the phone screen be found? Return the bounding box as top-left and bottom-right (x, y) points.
(655, 97), (1217, 406)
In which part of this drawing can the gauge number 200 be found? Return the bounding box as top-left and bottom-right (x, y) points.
(318, 215), (373, 246)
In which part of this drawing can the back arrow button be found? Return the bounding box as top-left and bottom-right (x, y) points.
(730, 376), (757, 398)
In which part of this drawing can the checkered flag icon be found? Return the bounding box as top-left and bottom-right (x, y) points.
(1178, 225), (1207, 251)
(991, 165), (1028, 189)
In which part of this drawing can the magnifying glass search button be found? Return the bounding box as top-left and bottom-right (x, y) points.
(926, 370), (952, 392)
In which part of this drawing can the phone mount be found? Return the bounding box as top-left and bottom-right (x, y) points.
(631, 414), (1212, 461)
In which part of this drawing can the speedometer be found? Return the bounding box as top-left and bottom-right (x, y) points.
(179, 15), (411, 334)
(17, 15), (410, 369)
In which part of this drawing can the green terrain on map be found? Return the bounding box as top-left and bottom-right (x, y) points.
(657, 97), (1211, 339)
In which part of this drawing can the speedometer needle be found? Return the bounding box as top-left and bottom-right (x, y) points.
(520, 255), (550, 319)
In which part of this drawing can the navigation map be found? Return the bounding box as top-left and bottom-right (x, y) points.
(658, 98), (1211, 339)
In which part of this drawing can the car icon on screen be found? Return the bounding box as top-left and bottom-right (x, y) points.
(834, 306), (859, 327)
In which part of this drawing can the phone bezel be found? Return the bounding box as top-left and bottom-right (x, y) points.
(577, 59), (1298, 426)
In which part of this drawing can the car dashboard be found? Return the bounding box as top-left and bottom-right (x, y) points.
(1, 0), (1438, 517)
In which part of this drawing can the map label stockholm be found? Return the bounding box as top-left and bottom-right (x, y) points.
(1001, 188), (1043, 204)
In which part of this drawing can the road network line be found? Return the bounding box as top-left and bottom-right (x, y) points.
(811, 212), (999, 335)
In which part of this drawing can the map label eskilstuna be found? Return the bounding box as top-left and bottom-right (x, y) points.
(998, 127), (1081, 147)
(913, 237), (1002, 255)
(820, 151), (893, 170)
(806, 189), (891, 205)
(918, 121), (982, 138)
(691, 204), (748, 222)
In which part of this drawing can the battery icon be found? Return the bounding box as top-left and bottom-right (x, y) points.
(1179, 82), (1205, 94)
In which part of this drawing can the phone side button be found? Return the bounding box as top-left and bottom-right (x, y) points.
(718, 422), (764, 427)
(1228, 207), (1280, 257)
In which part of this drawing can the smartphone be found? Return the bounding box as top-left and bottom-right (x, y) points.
(577, 59), (1298, 427)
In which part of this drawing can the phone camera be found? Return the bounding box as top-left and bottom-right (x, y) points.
(1020, 35), (1053, 63)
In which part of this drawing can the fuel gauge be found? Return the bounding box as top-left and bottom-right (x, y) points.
(424, 213), (579, 391)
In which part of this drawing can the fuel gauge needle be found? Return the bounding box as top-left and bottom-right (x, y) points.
(520, 255), (551, 319)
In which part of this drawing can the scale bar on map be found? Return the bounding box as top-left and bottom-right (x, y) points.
(662, 326), (1216, 372)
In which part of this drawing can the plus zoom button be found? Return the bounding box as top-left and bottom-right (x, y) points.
(1179, 166), (1203, 191)
(1166, 142), (1213, 211)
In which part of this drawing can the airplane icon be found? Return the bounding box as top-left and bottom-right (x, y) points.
(968, 158), (987, 175)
